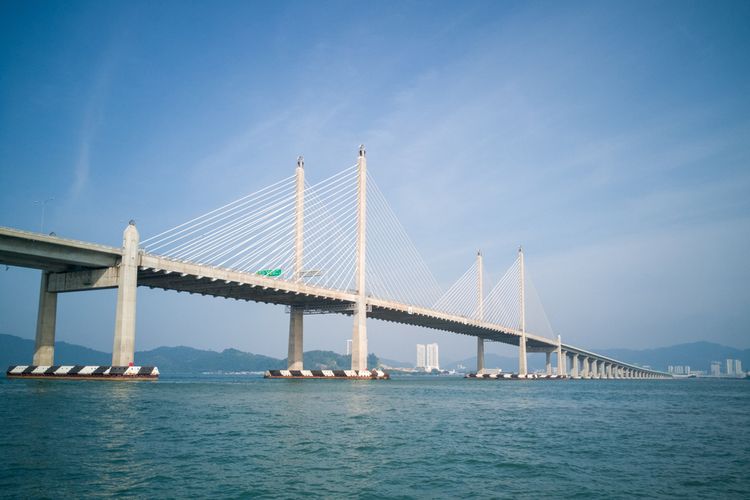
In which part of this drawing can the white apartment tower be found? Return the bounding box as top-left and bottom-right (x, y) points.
(416, 344), (426, 368)
(426, 343), (440, 370)
(416, 343), (440, 370)
(735, 359), (743, 374)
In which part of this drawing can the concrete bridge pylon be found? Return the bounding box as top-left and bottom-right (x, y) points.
(287, 155), (305, 370)
(351, 145), (368, 371)
(111, 221), (139, 366)
(476, 250), (485, 374)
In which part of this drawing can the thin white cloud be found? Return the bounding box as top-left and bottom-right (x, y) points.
(70, 45), (119, 198)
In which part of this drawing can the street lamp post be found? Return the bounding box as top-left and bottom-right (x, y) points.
(33, 197), (54, 234)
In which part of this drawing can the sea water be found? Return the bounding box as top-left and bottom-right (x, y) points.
(1, 376), (748, 498)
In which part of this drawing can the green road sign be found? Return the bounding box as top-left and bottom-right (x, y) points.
(256, 268), (282, 277)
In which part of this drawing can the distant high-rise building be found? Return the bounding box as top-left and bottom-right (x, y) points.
(346, 339), (352, 355)
(416, 344), (426, 368)
(711, 362), (721, 377)
(426, 343), (439, 370)
(735, 359), (743, 375)
(726, 359), (734, 376)
(668, 365), (691, 375)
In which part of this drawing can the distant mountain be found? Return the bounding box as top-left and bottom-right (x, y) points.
(0, 334), (379, 373)
(445, 342), (750, 373)
(5, 333), (745, 374)
(0, 334), (110, 368)
(597, 342), (750, 372)
(379, 357), (413, 369)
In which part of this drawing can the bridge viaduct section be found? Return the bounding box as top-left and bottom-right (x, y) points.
(1, 226), (668, 378)
(0, 146), (670, 378)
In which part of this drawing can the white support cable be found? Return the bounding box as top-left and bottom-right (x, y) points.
(141, 176), (294, 251)
(366, 184), (441, 306)
(184, 198), (296, 265)
(434, 261), (478, 314)
(196, 210), (294, 267)
(486, 270), (519, 325)
(304, 218), (355, 290)
(201, 213), (293, 270)
(157, 186), (296, 259)
(367, 177), (439, 292)
(231, 222), (296, 271)
(483, 257), (521, 329)
(300, 174), (358, 290)
(525, 273), (555, 339)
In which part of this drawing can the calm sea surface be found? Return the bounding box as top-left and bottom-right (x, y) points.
(1, 375), (748, 498)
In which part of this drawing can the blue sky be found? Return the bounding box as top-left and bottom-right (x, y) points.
(1, 1), (749, 363)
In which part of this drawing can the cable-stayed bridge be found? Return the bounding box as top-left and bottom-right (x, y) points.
(0, 146), (668, 379)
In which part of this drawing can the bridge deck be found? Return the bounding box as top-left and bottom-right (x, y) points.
(0, 227), (668, 376)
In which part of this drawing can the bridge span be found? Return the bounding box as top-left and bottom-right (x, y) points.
(0, 147), (669, 379)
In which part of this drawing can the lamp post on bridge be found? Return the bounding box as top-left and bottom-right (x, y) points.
(33, 197), (54, 234)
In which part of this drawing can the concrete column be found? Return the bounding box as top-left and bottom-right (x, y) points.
(288, 156), (305, 370)
(607, 364), (613, 379)
(572, 353), (579, 378)
(518, 246), (527, 376)
(477, 338), (485, 374)
(32, 271), (57, 365)
(351, 145), (368, 371)
(112, 222), (139, 366)
(592, 359), (599, 378)
(557, 336), (566, 376)
(546, 351), (552, 375)
(288, 308), (303, 370)
(582, 357), (589, 378)
(476, 251), (484, 374)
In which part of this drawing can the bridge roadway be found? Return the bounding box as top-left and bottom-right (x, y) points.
(0, 226), (668, 378)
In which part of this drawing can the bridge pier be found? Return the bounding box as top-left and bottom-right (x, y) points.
(32, 271), (57, 365)
(477, 338), (485, 374)
(545, 351), (552, 375)
(112, 222), (139, 366)
(557, 337), (566, 377)
(288, 308), (304, 370)
(571, 353), (579, 378)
